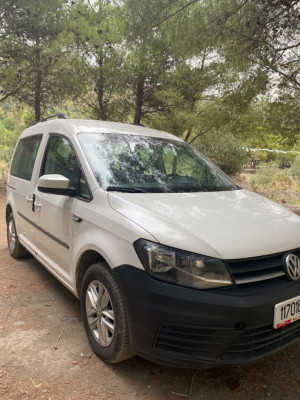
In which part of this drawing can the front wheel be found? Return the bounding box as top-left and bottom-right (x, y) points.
(7, 212), (28, 258)
(81, 262), (134, 363)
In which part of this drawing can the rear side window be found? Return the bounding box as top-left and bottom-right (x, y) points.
(10, 134), (43, 181)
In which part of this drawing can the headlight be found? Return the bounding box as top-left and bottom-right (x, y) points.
(134, 239), (233, 290)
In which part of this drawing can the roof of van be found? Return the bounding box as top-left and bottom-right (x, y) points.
(21, 119), (181, 141)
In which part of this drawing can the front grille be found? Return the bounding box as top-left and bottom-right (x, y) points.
(154, 320), (300, 364)
(154, 324), (233, 361)
(223, 319), (300, 362)
(226, 249), (300, 286)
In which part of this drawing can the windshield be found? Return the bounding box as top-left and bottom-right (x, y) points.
(78, 133), (239, 193)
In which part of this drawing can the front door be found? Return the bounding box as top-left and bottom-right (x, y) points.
(33, 135), (78, 287)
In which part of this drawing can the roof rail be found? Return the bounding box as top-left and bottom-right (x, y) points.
(39, 113), (69, 123)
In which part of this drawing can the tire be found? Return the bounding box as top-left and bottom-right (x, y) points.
(81, 262), (134, 363)
(7, 212), (28, 258)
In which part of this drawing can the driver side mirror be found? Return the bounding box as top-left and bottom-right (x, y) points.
(37, 174), (76, 196)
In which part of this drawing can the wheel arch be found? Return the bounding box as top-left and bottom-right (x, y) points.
(6, 204), (13, 222)
(76, 250), (109, 297)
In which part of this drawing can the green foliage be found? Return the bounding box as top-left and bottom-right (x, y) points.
(0, 101), (38, 155)
(122, 0), (183, 124)
(0, 99), (92, 179)
(0, 0), (299, 156)
(0, 146), (13, 163)
(248, 150), (298, 166)
(289, 157), (300, 179)
(221, 100), (300, 152)
(0, 0), (80, 121)
(263, 97), (300, 148)
(193, 131), (248, 175)
(210, 0), (299, 96)
(68, 0), (126, 121)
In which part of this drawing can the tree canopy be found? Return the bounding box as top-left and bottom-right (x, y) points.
(0, 0), (299, 151)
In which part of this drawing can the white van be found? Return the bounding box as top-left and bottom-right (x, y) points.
(6, 116), (300, 367)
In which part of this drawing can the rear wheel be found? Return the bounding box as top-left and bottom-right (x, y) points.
(81, 262), (134, 363)
(7, 212), (28, 258)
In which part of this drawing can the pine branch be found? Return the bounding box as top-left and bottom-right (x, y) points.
(146, 0), (200, 33)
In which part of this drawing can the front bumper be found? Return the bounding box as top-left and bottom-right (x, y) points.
(114, 265), (300, 368)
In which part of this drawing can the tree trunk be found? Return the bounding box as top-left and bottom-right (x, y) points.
(134, 76), (144, 124)
(96, 53), (107, 121)
(34, 41), (42, 122)
(34, 69), (42, 122)
(96, 78), (107, 121)
(184, 129), (191, 142)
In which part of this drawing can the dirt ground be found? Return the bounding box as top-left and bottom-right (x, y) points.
(1, 186), (300, 400)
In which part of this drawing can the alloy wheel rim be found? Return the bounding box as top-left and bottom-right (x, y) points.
(8, 219), (16, 253)
(85, 280), (115, 347)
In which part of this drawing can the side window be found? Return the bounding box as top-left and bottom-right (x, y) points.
(41, 136), (76, 181)
(10, 134), (43, 181)
(41, 135), (92, 200)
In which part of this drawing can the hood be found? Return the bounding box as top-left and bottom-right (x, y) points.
(108, 189), (300, 260)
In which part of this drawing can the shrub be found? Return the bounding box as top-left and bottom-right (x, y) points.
(193, 131), (248, 175)
(289, 156), (300, 178)
(250, 162), (293, 193)
(0, 160), (9, 179)
(250, 162), (279, 186)
(0, 146), (13, 162)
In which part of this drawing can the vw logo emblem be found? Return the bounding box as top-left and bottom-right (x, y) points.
(283, 253), (300, 281)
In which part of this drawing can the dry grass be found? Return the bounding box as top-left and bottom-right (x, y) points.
(233, 169), (300, 206)
(0, 161), (9, 179)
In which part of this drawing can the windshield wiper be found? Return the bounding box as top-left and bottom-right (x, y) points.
(106, 186), (145, 193)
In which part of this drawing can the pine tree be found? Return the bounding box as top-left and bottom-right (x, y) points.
(0, 0), (76, 121)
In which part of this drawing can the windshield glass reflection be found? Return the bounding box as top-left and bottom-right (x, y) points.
(78, 133), (239, 193)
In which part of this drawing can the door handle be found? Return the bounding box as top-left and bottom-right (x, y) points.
(35, 202), (42, 210)
(26, 195), (33, 204)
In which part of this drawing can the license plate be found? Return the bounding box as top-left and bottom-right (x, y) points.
(274, 295), (300, 329)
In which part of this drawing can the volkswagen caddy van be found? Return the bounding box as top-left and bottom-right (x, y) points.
(6, 116), (300, 367)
